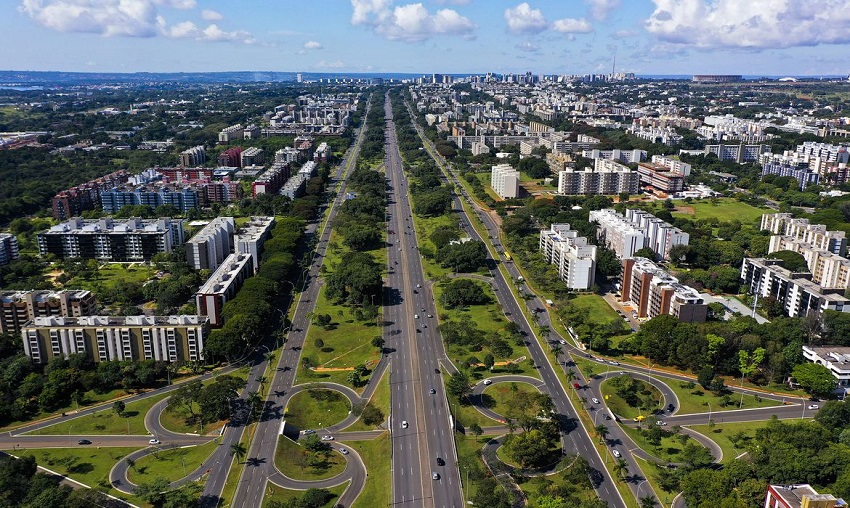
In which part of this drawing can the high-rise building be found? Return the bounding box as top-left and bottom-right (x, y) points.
(37, 217), (185, 262)
(651, 155), (691, 177)
(589, 209), (688, 260)
(637, 162), (685, 194)
(621, 257), (707, 322)
(21, 315), (208, 364)
(195, 253), (254, 326)
(741, 258), (850, 318)
(558, 159), (639, 195)
(0, 233), (19, 266)
(51, 170), (131, 220)
(539, 224), (597, 290)
(179, 145), (206, 167)
(185, 217), (235, 271)
(490, 164), (520, 199)
(761, 213), (847, 256)
(0, 290), (96, 335)
(235, 216), (275, 272)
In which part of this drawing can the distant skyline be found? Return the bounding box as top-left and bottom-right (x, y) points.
(4, 1), (850, 76)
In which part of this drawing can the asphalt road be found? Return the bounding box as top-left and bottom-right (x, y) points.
(385, 93), (464, 508)
(229, 99), (372, 508)
(405, 101), (628, 508)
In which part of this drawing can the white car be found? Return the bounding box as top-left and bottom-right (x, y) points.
(339, 448), (349, 455)
(655, 421), (667, 426)
(612, 450), (622, 458)
(149, 439), (160, 445)
(401, 421), (409, 429)
(592, 398), (600, 404)
(483, 379), (492, 385)
(321, 435), (334, 441)
(808, 404), (819, 410)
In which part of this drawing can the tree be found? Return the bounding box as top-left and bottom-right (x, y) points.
(230, 442), (247, 463)
(613, 458), (629, 480)
(341, 223), (382, 251)
(436, 241), (487, 273)
(469, 423), (483, 437)
(634, 247), (657, 259)
(594, 424), (609, 444)
(372, 336), (385, 351)
(135, 478), (171, 506)
(639, 495), (658, 508)
(793, 363), (838, 397)
(113, 400), (126, 418)
(440, 279), (490, 308)
(505, 429), (553, 468)
(361, 403), (384, 426)
(446, 371), (472, 402)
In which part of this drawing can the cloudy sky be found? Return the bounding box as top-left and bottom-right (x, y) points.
(5, 0), (850, 76)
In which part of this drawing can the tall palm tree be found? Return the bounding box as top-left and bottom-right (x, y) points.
(230, 442), (247, 463)
(256, 376), (268, 395)
(639, 496), (657, 508)
(551, 344), (563, 359)
(594, 424), (609, 444)
(613, 458), (629, 481)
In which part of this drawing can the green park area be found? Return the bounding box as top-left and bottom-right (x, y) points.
(671, 198), (771, 224)
(127, 440), (219, 484)
(346, 368), (389, 432)
(285, 388), (352, 430)
(600, 375), (663, 420)
(349, 433), (391, 508)
(55, 262), (157, 292)
(409, 212), (462, 279)
(274, 436), (346, 481)
(620, 424), (706, 464)
(660, 375), (784, 415)
(6, 446), (141, 505)
(263, 484), (347, 508)
(689, 420), (770, 461)
(28, 391), (170, 436)
(481, 382), (541, 419)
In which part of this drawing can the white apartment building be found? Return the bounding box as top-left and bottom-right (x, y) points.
(651, 155), (691, 177)
(581, 148), (647, 164)
(491, 164), (520, 199)
(235, 216), (275, 272)
(769, 236), (850, 290)
(185, 217), (235, 271)
(802, 346), (850, 391)
(539, 224), (597, 290)
(760, 213), (847, 256)
(558, 159), (639, 195)
(471, 141), (490, 156)
(218, 124), (244, 143)
(741, 258), (850, 318)
(589, 208), (688, 260)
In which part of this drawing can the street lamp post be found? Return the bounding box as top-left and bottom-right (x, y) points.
(707, 401), (712, 425)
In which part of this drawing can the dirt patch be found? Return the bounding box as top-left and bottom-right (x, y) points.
(674, 206), (695, 215)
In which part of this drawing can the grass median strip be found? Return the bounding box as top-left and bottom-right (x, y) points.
(127, 439), (218, 484)
(349, 432), (391, 508)
(264, 482), (347, 508)
(275, 436), (346, 481)
(28, 391), (171, 436)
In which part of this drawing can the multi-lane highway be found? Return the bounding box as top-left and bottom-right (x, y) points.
(230, 97), (372, 508)
(385, 93), (464, 508)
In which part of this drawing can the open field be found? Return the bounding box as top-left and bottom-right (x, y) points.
(285, 388), (352, 430)
(345, 367), (389, 432)
(263, 482), (347, 508)
(671, 198), (771, 224)
(349, 433), (391, 508)
(128, 439), (219, 483)
(688, 420), (772, 462)
(60, 263), (158, 292)
(655, 374), (784, 415)
(274, 436), (346, 481)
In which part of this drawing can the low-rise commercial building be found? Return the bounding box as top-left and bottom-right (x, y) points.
(741, 258), (850, 318)
(491, 164), (520, 199)
(0, 290), (96, 335)
(539, 224), (597, 290)
(38, 217), (185, 262)
(621, 257), (707, 322)
(0, 233), (19, 266)
(21, 314), (208, 364)
(195, 253), (254, 326)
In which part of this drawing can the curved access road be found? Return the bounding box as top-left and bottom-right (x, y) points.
(108, 438), (218, 495)
(268, 441), (367, 508)
(470, 376), (546, 424)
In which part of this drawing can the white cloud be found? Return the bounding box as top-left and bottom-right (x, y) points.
(645, 0), (850, 49)
(515, 40), (539, 52)
(504, 3), (548, 34)
(613, 29), (637, 38)
(303, 40), (323, 49)
(19, 0), (254, 43)
(551, 17), (592, 34)
(350, 0), (475, 41)
(316, 60), (345, 69)
(584, 0), (620, 21)
(200, 9), (222, 21)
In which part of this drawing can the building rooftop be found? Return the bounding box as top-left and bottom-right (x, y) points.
(27, 315), (205, 327)
(197, 253), (253, 295)
(0, 289), (92, 303)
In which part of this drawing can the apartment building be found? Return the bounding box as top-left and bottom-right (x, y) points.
(651, 155), (691, 177)
(21, 314), (208, 364)
(704, 143), (768, 162)
(243, 124), (260, 140)
(539, 224), (597, 290)
(185, 217), (235, 271)
(558, 159), (639, 195)
(760, 213), (847, 256)
(179, 145), (206, 167)
(38, 217), (185, 262)
(280, 161), (317, 199)
(741, 258), (850, 318)
(0, 233), (19, 266)
(51, 170), (131, 220)
(765, 484), (843, 508)
(581, 148), (646, 164)
(637, 162), (685, 194)
(217, 147), (242, 167)
(195, 252), (254, 326)
(313, 142), (330, 163)
(275, 147), (301, 164)
(218, 124), (244, 143)
(491, 163), (520, 199)
(235, 216), (275, 272)
(589, 208), (688, 260)
(759, 151), (820, 190)
(252, 162), (291, 196)
(0, 290), (95, 335)
(802, 346), (850, 393)
(621, 257), (707, 322)
(768, 236), (850, 289)
(101, 183), (205, 214)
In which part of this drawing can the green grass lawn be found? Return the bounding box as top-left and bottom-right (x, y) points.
(620, 424), (701, 463)
(0, 386), (130, 433)
(671, 198), (771, 224)
(481, 382), (540, 419)
(452, 393), (503, 429)
(127, 439), (218, 484)
(455, 435), (486, 501)
(28, 391), (171, 436)
(657, 374), (783, 415)
(409, 213), (460, 279)
(688, 420), (771, 462)
(159, 401), (227, 435)
(61, 263), (157, 292)
(346, 367), (389, 432)
(349, 433), (391, 508)
(275, 436), (346, 481)
(263, 482), (347, 508)
(599, 376), (663, 420)
(285, 388), (352, 430)
(5, 447), (143, 505)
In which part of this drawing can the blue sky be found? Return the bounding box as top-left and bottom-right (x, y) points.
(4, 0), (850, 76)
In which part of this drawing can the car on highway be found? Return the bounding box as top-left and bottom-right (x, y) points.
(429, 388), (436, 394)
(77, 439), (92, 445)
(427, 314), (433, 318)
(573, 383), (581, 389)
(401, 421), (409, 428)
(321, 435), (334, 441)
(808, 404), (820, 410)
(483, 379), (492, 385)
(612, 450), (621, 458)
(666, 404), (675, 412)
(301, 429), (316, 435)
(339, 448), (348, 455)
(416, 283), (421, 288)
(436, 457), (445, 466)
(633, 415), (646, 422)
(149, 438), (160, 445)
(432, 472), (440, 480)
(655, 421), (667, 426)
(592, 398), (600, 404)
(608, 361), (620, 366)
(559, 339), (566, 345)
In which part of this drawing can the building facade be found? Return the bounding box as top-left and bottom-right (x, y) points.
(637, 162), (685, 194)
(621, 257), (707, 322)
(179, 145), (206, 167)
(1, 290), (96, 335)
(37, 218), (185, 262)
(539, 224), (597, 290)
(589, 208), (688, 260)
(195, 253), (254, 326)
(558, 159), (639, 195)
(21, 315), (208, 364)
(764, 484), (843, 508)
(741, 258), (850, 318)
(760, 213), (847, 256)
(490, 164), (520, 199)
(235, 216), (275, 272)
(185, 217), (235, 271)
(0, 233), (19, 266)
(704, 143), (768, 162)
(651, 155), (691, 177)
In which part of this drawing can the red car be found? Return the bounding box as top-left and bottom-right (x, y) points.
(573, 383), (581, 389)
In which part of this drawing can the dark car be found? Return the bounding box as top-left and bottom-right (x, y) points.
(666, 404), (675, 412)
(77, 439), (92, 445)
(573, 383), (581, 389)
(437, 457), (445, 466)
